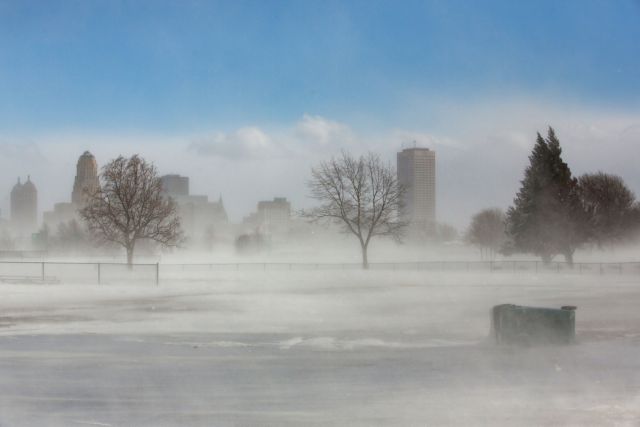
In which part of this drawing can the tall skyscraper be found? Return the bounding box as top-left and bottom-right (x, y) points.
(72, 151), (99, 205)
(397, 147), (436, 233)
(10, 176), (38, 233)
(43, 151), (100, 229)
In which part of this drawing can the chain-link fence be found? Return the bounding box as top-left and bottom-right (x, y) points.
(0, 261), (158, 285)
(159, 260), (640, 277)
(0, 260), (639, 284)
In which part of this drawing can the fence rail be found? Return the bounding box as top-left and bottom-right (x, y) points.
(0, 260), (638, 285)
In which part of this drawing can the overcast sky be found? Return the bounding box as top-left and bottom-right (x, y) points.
(1, 0), (639, 227)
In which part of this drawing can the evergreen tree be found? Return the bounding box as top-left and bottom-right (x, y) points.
(506, 127), (586, 264)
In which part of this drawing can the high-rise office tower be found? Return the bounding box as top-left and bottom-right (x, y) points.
(72, 151), (100, 205)
(397, 147), (436, 233)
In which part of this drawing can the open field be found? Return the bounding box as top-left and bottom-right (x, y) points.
(1, 271), (639, 426)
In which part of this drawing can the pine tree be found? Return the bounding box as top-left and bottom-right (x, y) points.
(506, 127), (586, 264)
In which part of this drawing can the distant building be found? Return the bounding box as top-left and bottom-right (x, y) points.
(44, 151), (99, 229)
(160, 174), (228, 248)
(160, 174), (189, 198)
(72, 151), (100, 205)
(244, 197), (291, 235)
(397, 147), (436, 233)
(10, 176), (38, 233)
(43, 202), (78, 230)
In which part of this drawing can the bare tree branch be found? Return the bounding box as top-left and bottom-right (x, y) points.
(303, 151), (407, 268)
(79, 155), (183, 265)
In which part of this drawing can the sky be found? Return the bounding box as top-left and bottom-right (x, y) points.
(1, 0), (639, 227)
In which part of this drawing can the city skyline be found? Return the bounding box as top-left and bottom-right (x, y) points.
(0, 1), (639, 227)
(8, 150), (293, 230)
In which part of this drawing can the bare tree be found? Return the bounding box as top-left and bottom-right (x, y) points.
(305, 151), (406, 269)
(80, 155), (183, 266)
(465, 208), (506, 260)
(577, 172), (640, 247)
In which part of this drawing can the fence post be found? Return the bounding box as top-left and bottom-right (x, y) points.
(535, 261), (538, 274)
(41, 262), (45, 281)
(599, 263), (603, 275)
(489, 261), (493, 272)
(97, 263), (101, 285)
(156, 263), (159, 286)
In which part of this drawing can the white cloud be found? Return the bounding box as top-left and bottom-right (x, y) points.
(187, 114), (358, 161)
(294, 114), (356, 147)
(0, 139), (46, 162)
(188, 127), (277, 160)
(388, 130), (463, 150)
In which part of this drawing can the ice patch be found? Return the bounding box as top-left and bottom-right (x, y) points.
(279, 336), (305, 349)
(278, 336), (473, 351)
(72, 421), (112, 426)
(161, 340), (250, 348)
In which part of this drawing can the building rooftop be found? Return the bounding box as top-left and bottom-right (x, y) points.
(400, 147), (432, 152)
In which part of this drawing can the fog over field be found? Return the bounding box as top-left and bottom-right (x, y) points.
(1, 271), (640, 426)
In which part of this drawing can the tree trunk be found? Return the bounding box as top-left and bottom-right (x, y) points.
(563, 250), (574, 267)
(361, 243), (369, 270)
(126, 244), (135, 270)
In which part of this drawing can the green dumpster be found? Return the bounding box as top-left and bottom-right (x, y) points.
(491, 304), (576, 345)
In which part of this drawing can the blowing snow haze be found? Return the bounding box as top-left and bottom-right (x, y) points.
(1, 1), (640, 426)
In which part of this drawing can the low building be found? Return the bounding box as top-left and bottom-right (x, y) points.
(43, 202), (78, 230)
(244, 197), (291, 235)
(160, 174), (189, 197)
(160, 174), (229, 249)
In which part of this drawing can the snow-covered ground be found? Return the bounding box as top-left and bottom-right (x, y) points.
(1, 271), (639, 426)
